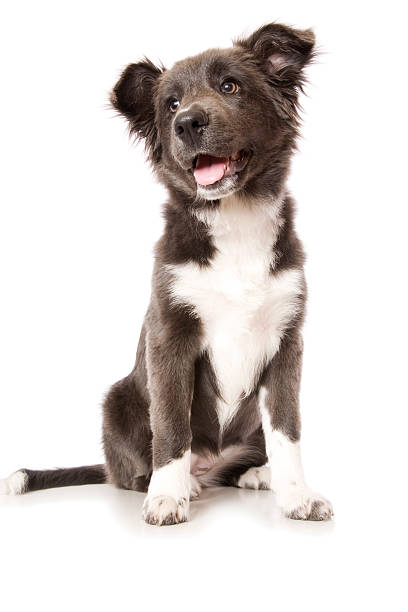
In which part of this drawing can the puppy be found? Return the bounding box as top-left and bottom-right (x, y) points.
(1, 23), (333, 526)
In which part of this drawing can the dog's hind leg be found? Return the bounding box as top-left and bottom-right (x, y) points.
(196, 440), (267, 489)
(0, 371), (151, 497)
(103, 371), (152, 493)
(236, 465), (271, 490)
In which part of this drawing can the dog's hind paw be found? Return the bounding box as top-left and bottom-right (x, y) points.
(190, 475), (202, 500)
(142, 495), (189, 526)
(237, 465), (270, 490)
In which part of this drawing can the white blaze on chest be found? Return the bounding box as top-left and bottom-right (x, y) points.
(168, 196), (303, 429)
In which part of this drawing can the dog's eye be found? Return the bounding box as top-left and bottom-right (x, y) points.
(169, 98), (180, 112)
(220, 80), (239, 95)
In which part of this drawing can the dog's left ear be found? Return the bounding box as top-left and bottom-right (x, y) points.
(111, 58), (163, 162)
(236, 23), (315, 88)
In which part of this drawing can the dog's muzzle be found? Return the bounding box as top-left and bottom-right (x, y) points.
(174, 106), (209, 148)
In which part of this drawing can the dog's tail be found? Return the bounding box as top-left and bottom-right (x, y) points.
(0, 464), (106, 496)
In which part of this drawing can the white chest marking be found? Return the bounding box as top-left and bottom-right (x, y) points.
(168, 195), (303, 429)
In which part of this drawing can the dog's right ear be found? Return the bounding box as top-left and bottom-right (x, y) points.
(111, 59), (163, 162)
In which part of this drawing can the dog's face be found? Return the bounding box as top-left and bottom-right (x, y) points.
(111, 24), (315, 203)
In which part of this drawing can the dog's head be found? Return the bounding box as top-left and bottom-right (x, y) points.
(111, 24), (315, 203)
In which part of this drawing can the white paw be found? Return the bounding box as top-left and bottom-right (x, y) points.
(142, 495), (189, 526)
(277, 485), (333, 521)
(0, 471), (28, 496)
(190, 474), (202, 500)
(237, 466), (271, 490)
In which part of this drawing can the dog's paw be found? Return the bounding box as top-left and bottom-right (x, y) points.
(277, 486), (333, 521)
(0, 471), (28, 496)
(190, 475), (202, 500)
(142, 495), (189, 526)
(237, 466), (270, 490)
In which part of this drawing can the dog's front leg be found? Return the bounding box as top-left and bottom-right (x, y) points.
(142, 325), (197, 526)
(259, 329), (333, 521)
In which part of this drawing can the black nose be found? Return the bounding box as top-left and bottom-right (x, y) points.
(174, 107), (209, 145)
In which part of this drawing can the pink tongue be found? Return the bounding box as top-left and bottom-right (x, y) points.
(193, 154), (227, 186)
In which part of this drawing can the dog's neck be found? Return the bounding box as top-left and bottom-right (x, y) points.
(191, 192), (285, 273)
(159, 189), (297, 271)
(193, 192), (284, 226)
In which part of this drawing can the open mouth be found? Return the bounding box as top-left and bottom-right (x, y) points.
(192, 150), (250, 187)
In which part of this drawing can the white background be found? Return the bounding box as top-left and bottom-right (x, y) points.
(1, 1), (407, 610)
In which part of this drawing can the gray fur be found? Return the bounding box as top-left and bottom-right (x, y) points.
(2, 24), (333, 525)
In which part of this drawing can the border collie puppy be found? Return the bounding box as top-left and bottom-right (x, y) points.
(1, 24), (333, 526)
